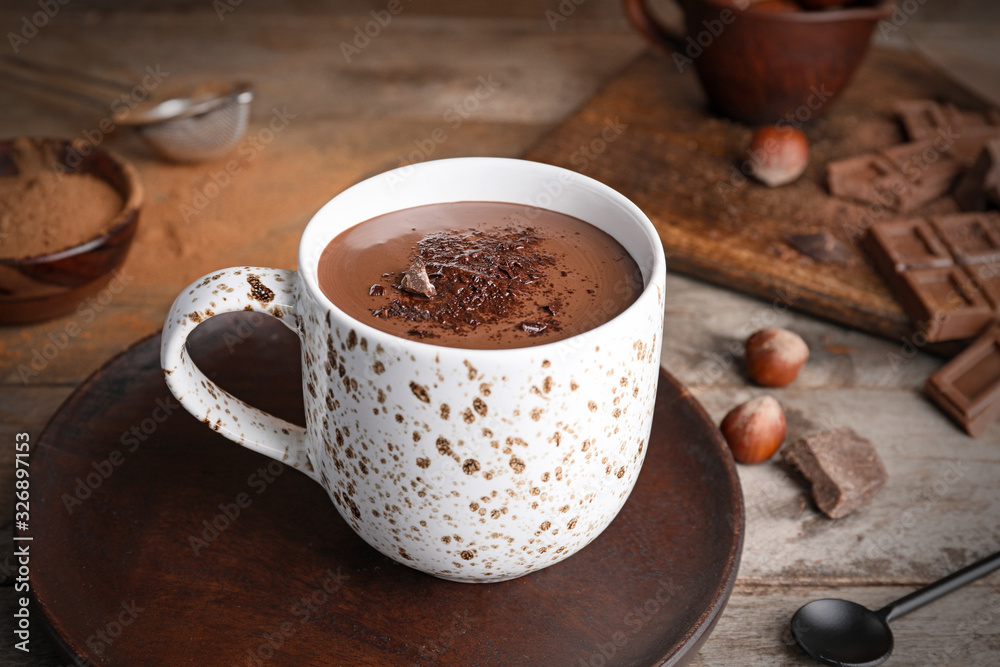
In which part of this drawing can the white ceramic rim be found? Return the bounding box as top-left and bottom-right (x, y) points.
(298, 157), (666, 357)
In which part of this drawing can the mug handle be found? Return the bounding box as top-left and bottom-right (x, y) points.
(623, 0), (687, 51)
(159, 266), (316, 480)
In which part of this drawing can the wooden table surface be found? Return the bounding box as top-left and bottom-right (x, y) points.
(1, 2), (998, 665)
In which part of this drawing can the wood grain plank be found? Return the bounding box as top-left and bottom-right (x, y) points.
(524, 47), (991, 344)
(3, 3), (999, 665)
(0, 118), (566, 388)
(695, 384), (1000, 585)
(692, 583), (1000, 666)
(660, 273), (941, 392)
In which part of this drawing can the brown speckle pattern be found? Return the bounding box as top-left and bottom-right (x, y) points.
(473, 397), (487, 417)
(161, 191), (666, 583)
(246, 274), (274, 304)
(410, 382), (431, 403)
(162, 267), (313, 477)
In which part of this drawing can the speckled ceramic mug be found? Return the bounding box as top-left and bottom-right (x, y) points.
(161, 157), (667, 582)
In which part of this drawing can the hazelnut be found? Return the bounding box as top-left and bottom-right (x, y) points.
(747, 126), (809, 187)
(745, 328), (809, 387)
(720, 395), (787, 465)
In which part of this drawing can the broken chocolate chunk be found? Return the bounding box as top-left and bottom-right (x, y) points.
(369, 284), (385, 297)
(785, 231), (852, 265)
(827, 143), (960, 213)
(371, 227), (561, 335)
(893, 99), (1000, 167)
(925, 324), (1000, 438)
(781, 427), (888, 519)
(400, 257), (437, 298)
(894, 99), (954, 143)
(899, 266), (994, 342)
(520, 321), (548, 335)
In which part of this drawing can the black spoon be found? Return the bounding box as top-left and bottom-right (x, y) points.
(791, 549), (1000, 666)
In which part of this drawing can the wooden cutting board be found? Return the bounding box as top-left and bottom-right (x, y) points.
(523, 47), (989, 344)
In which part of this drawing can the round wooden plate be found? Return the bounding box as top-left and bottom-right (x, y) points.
(28, 313), (743, 666)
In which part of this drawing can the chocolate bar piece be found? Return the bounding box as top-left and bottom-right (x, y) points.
(894, 99), (953, 142)
(782, 427), (888, 519)
(827, 153), (909, 208)
(891, 100), (999, 142)
(832, 101), (1000, 213)
(967, 263), (1000, 310)
(827, 142), (961, 213)
(898, 266), (995, 341)
(865, 218), (953, 273)
(925, 324), (1000, 437)
(952, 126), (1000, 168)
(930, 212), (1000, 265)
(954, 138), (1000, 212)
(865, 212), (1000, 342)
(894, 100), (1000, 167)
(882, 140), (963, 210)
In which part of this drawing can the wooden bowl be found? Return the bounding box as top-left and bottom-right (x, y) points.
(0, 138), (142, 324)
(624, 0), (895, 125)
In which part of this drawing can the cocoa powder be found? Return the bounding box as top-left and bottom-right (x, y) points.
(318, 201), (645, 349)
(0, 143), (123, 260)
(372, 226), (562, 337)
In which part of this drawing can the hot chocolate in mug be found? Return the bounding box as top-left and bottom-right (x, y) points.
(161, 157), (667, 582)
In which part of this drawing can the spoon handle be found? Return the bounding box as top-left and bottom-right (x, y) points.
(880, 550), (1000, 623)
